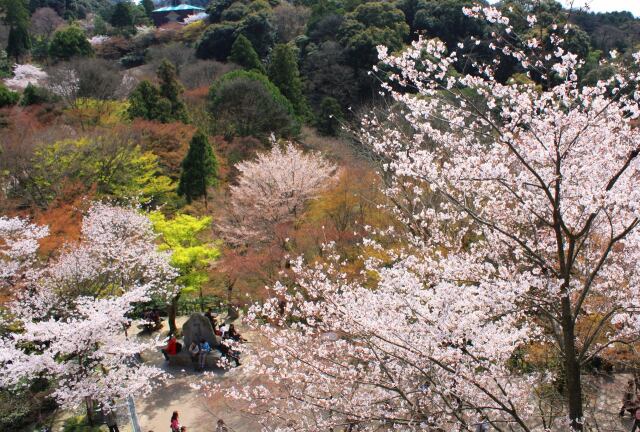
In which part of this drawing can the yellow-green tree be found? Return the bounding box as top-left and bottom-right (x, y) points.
(150, 212), (220, 334)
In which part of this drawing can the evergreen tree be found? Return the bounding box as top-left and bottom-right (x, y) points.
(127, 80), (167, 121)
(316, 96), (343, 136)
(3, 0), (31, 60)
(142, 0), (154, 18)
(268, 43), (307, 117)
(178, 131), (218, 206)
(157, 59), (188, 123)
(229, 34), (265, 74)
(110, 1), (134, 28)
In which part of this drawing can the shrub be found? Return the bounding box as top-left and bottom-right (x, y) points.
(181, 19), (207, 44)
(49, 26), (93, 61)
(20, 83), (54, 105)
(208, 70), (298, 137)
(119, 51), (146, 68)
(0, 84), (20, 107)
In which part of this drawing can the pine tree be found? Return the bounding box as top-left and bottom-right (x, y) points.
(268, 43), (307, 117)
(157, 59), (188, 123)
(110, 1), (134, 28)
(178, 131), (218, 206)
(142, 0), (154, 18)
(127, 80), (166, 121)
(3, 0), (31, 61)
(229, 34), (265, 74)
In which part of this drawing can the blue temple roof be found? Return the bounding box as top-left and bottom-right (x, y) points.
(152, 4), (205, 12)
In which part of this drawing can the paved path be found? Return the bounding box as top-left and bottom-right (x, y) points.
(134, 316), (261, 432)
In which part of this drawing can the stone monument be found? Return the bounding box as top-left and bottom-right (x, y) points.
(182, 313), (218, 348)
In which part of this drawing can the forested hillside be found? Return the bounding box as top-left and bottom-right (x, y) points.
(2, 0), (640, 430)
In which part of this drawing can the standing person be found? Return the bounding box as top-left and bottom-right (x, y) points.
(161, 334), (178, 361)
(216, 419), (229, 432)
(204, 308), (217, 330)
(170, 411), (180, 432)
(199, 338), (211, 370)
(105, 409), (119, 432)
(621, 380), (636, 416)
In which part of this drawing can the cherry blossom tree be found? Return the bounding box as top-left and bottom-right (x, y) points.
(0, 204), (176, 422)
(4, 63), (48, 90)
(217, 141), (337, 246)
(0, 216), (48, 285)
(214, 6), (640, 431)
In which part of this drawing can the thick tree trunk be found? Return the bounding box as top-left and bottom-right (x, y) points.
(561, 296), (583, 430)
(85, 397), (95, 425)
(168, 292), (181, 335)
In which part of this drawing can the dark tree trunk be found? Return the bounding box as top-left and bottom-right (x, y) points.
(85, 397), (95, 425)
(561, 296), (583, 430)
(168, 292), (181, 335)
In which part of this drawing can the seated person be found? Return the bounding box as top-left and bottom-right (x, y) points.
(198, 338), (212, 370)
(188, 341), (200, 362)
(161, 334), (178, 361)
(226, 324), (246, 342)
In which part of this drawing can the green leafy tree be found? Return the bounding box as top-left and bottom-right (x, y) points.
(27, 136), (175, 207)
(127, 80), (168, 121)
(411, 0), (486, 47)
(20, 83), (52, 105)
(268, 43), (307, 116)
(196, 22), (238, 60)
(3, 0), (31, 60)
(229, 34), (265, 73)
(150, 213), (220, 335)
(49, 26), (93, 61)
(316, 96), (342, 136)
(141, 0), (154, 18)
(235, 11), (276, 58)
(338, 2), (408, 70)
(110, 1), (134, 28)
(209, 70), (298, 137)
(127, 63), (188, 123)
(0, 82), (19, 107)
(157, 59), (188, 123)
(177, 131), (219, 206)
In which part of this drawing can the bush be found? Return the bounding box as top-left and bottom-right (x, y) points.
(208, 70), (298, 137)
(0, 84), (20, 107)
(49, 26), (93, 61)
(0, 389), (36, 430)
(20, 83), (54, 105)
(62, 416), (102, 432)
(181, 20), (207, 44)
(119, 51), (146, 68)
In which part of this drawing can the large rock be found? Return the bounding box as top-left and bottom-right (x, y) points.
(182, 313), (218, 348)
